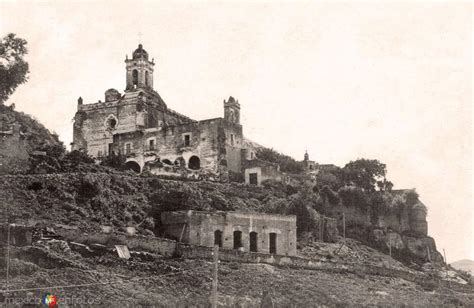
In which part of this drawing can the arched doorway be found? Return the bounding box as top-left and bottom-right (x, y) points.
(125, 161), (140, 173)
(233, 231), (242, 249)
(269, 233), (277, 254)
(249, 232), (258, 252)
(214, 230), (223, 248)
(188, 156), (200, 170)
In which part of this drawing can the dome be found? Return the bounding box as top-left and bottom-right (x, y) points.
(132, 44), (148, 60)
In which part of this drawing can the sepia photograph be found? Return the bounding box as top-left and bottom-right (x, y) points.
(0, 1), (472, 306)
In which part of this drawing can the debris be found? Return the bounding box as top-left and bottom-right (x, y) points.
(115, 245), (131, 259)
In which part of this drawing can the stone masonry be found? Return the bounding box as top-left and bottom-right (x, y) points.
(161, 210), (297, 256)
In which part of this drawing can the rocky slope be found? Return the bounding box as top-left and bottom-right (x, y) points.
(0, 172), (443, 267)
(452, 259), (474, 274)
(0, 236), (473, 307)
(0, 104), (62, 174)
(0, 172), (473, 306)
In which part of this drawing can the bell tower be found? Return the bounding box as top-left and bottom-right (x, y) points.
(224, 96), (240, 124)
(125, 44), (155, 91)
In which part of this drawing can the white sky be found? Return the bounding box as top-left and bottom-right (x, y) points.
(1, 1), (472, 261)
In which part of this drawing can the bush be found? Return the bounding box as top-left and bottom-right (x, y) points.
(61, 149), (94, 171)
(100, 153), (127, 170)
(256, 147), (304, 173)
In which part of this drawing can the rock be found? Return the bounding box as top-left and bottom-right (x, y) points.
(370, 230), (405, 250)
(372, 229), (385, 242)
(44, 239), (71, 254)
(402, 235), (443, 263)
(143, 229), (155, 237)
(386, 232), (404, 250)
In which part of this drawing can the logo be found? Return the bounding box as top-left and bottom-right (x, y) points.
(42, 293), (57, 307)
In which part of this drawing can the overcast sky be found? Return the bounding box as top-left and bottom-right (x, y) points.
(1, 1), (471, 261)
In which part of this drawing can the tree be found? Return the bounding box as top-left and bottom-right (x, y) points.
(337, 185), (370, 212)
(255, 147), (304, 174)
(286, 183), (320, 235)
(0, 33), (29, 104)
(342, 159), (393, 192)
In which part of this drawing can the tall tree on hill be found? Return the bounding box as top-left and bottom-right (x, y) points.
(342, 159), (393, 192)
(0, 33), (29, 104)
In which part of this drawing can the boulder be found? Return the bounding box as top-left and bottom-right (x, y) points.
(402, 235), (443, 263)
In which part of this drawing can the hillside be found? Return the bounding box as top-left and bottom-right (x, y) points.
(0, 172), (442, 265)
(0, 104), (62, 174)
(1, 243), (473, 307)
(0, 172), (473, 306)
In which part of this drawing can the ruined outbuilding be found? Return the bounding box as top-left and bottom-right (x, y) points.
(161, 210), (297, 256)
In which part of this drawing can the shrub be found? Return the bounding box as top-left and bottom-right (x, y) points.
(256, 147), (304, 173)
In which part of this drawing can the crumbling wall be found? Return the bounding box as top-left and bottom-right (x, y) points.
(0, 124), (29, 174)
(243, 160), (283, 186)
(162, 211), (297, 256)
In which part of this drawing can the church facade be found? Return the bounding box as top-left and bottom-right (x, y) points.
(72, 44), (260, 181)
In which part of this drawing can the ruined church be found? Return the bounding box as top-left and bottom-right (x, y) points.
(72, 44), (274, 182)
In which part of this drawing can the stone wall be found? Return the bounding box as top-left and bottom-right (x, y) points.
(161, 211), (297, 256)
(72, 89), (193, 157)
(0, 124), (29, 174)
(57, 229), (177, 257)
(110, 117), (243, 178)
(243, 159), (283, 186)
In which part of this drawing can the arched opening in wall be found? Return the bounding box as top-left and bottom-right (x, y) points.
(233, 231), (242, 249)
(125, 161), (141, 173)
(145, 71), (149, 87)
(249, 232), (258, 252)
(269, 233), (277, 254)
(214, 230), (223, 248)
(162, 159), (172, 165)
(174, 157), (185, 167)
(188, 156), (201, 170)
(132, 69), (138, 86)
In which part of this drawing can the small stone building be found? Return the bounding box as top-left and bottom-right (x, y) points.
(161, 210), (297, 256)
(243, 159), (282, 186)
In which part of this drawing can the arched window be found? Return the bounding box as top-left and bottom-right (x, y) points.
(145, 71), (149, 87)
(132, 69), (138, 86)
(214, 230), (223, 248)
(188, 156), (200, 170)
(233, 231), (242, 249)
(250, 232), (258, 252)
